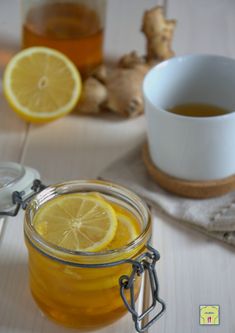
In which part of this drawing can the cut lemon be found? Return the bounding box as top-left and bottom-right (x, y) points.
(84, 192), (141, 250)
(33, 193), (117, 252)
(106, 212), (140, 250)
(3, 47), (81, 123)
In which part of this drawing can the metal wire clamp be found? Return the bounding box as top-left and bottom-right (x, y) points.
(0, 179), (46, 217)
(119, 244), (166, 333)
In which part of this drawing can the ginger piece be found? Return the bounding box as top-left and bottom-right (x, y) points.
(142, 6), (176, 61)
(91, 64), (108, 84)
(78, 6), (176, 118)
(104, 64), (149, 117)
(101, 7), (176, 117)
(118, 51), (146, 69)
(77, 77), (107, 114)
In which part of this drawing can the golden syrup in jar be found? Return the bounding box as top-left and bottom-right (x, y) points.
(25, 191), (147, 329)
(22, 2), (104, 77)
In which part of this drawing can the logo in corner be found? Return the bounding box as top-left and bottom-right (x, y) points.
(199, 305), (220, 325)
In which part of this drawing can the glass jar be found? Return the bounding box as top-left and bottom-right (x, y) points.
(21, 0), (106, 77)
(23, 180), (165, 331)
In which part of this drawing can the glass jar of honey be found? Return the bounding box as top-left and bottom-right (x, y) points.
(0, 170), (165, 332)
(21, 0), (106, 77)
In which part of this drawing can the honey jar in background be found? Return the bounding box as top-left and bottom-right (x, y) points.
(21, 0), (106, 78)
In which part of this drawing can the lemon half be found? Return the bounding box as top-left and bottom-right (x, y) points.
(3, 47), (81, 123)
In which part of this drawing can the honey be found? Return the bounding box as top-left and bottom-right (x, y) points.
(26, 239), (142, 329)
(24, 182), (151, 330)
(22, 2), (104, 77)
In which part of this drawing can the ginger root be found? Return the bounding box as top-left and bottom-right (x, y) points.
(118, 51), (146, 69)
(103, 52), (150, 116)
(142, 6), (176, 61)
(91, 64), (108, 84)
(104, 63), (149, 117)
(78, 77), (107, 114)
(77, 6), (176, 117)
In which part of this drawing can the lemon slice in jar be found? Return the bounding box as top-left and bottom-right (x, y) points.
(85, 192), (141, 250)
(3, 47), (81, 123)
(106, 212), (140, 250)
(33, 194), (117, 252)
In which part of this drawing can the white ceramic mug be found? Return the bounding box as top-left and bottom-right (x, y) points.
(143, 54), (235, 181)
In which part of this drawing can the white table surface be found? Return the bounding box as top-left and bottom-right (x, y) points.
(0, 1), (235, 333)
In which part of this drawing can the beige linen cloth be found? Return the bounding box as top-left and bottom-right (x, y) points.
(100, 146), (235, 247)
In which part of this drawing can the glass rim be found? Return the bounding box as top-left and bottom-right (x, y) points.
(0, 162), (25, 191)
(24, 179), (151, 262)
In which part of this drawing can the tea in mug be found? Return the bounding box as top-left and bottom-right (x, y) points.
(168, 103), (229, 117)
(22, 2), (104, 77)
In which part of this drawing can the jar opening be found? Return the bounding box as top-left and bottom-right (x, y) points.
(24, 180), (151, 265)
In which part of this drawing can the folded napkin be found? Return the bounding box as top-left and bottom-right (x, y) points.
(100, 146), (235, 247)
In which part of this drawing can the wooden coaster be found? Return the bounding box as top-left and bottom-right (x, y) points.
(142, 143), (235, 199)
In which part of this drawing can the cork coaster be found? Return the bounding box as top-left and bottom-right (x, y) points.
(142, 143), (235, 199)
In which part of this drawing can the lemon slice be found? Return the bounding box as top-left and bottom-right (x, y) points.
(3, 47), (81, 123)
(106, 212), (140, 250)
(33, 193), (117, 252)
(84, 192), (141, 250)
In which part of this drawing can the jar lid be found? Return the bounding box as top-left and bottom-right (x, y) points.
(0, 162), (40, 211)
